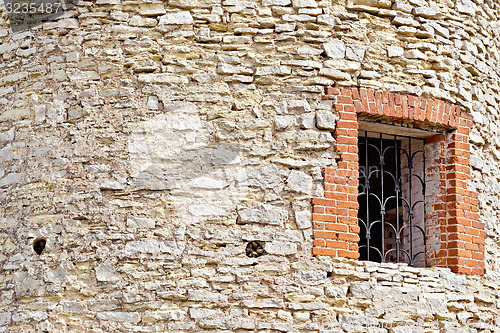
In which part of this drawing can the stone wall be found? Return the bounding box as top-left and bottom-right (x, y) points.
(1, 0), (500, 331)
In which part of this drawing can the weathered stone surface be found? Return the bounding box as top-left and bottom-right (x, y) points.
(0, 312), (11, 326)
(323, 40), (346, 59)
(316, 113), (337, 130)
(127, 216), (156, 228)
(237, 203), (288, 225)
(0, 173), (21, 188)
(137, 73), (189, 84)
(95, 260), (119, 282)
(286, 170), (313, 194)
(294, 270), (328, 286)
(241, 299), (285, 308)
(296, 114), (316, 129)
(387, 46), (404, 57)
(97, 312), (141, 323)
(265, 241), (298, 255)
(187, 290), (228, 303)
(246, 164), (281, 189)
(295, 210), (312, 229)
(1, 0), (500, 331)
(159, 11), (194, 25)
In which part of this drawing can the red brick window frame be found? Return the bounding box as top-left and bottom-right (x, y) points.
(312, 87), (485, 275)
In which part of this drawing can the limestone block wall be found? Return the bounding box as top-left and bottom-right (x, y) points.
(1, 0), (500, 331)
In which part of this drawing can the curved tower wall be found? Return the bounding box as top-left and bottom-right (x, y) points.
(1, 0), (500, 331)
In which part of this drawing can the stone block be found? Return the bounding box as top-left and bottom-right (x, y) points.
(286, 170), (313, 194)
(0, 173), (21, 188)
(316, 113), (337, 130)
(137, 73), (189, 84)
(295, 210), (312, 229)
(274, 115), (292, 131)
(292, 0), (317, 8)
(187, 290), (228, 303)
(319, 68), (351, 80)
(96, 312), (141, 323)
(287, 100), (312, 114)
(237, 203), (288, 225)
(387, 46), (404, 57)
(95, 260), (119, 282)
(159, 11), (194, 25)
(0, 312), (10, 326)
(189, 308), (223, 319)
(294, 270), (328, 285)
(262, 0), (291, 5)
(241, 298), (285, 308)
(127, 217), (155, 228)
(323, 40), (346, 59)
(246, 164), (281, 189)
(296, 114), (316, 129)
(264, 241), (298, 255)
(346, 45), (366, 62)
(188, 204), (230, 217)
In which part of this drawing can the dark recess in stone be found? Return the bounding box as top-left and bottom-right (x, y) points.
(33, 238), (46, 255)
(246, 241), (265, 258)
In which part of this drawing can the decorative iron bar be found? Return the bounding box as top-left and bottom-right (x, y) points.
(358, 131), (426, 266)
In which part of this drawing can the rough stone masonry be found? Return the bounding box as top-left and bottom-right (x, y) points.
(1, 0), (500, 331)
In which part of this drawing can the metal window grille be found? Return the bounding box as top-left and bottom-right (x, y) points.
(358, 131), (426, 266)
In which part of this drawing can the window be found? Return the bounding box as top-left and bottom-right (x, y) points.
(358, 130), (426, 267)
(312, 87), (484, 275)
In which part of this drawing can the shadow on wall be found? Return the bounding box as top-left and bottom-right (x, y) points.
(127, 102), (245, 221)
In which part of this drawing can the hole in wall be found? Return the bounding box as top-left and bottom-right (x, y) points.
(246, 241), (265, 258)
(33, 238), (46, 255)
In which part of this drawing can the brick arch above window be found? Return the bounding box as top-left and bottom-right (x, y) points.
(312, 87), (484, 275)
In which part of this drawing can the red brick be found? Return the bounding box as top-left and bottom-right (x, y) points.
(338, 216), (358, 225)
(465, 243), (479, 251)
(401, 96), (408, 118)
(325, 223), (349, 232)
(311, 198), (335, 206)
(349, 225), (361, 233)
(388, 94), (396, 117)
(394, 94), (402, 105)
(425, 99), (433, 122)
(313, 247), (337, 256)
(325, 207), (338, 215)
(354, 100), (364, 113)
(313, 222), (325, 230)
(326, 240), (349, 249)
(351, 88), (360, 100)
(336, 136), (357, 145)
(313, 206), (326, 214)
(313, 239), (326, 247)
(337, 233), (360, 242)
(312, 214), (337, 222)
(335, 120), (358, 129)
(337, 250), (360, 259)
(313, 230), (337, 239)
(339, 111), (357, 121)
(472, 236), (486, 245)
(448, 248), (471, 258)
(375, 92), (383, 115)
(471, 268), (485, 275)
(325, 87), (341, 95)
(337, 201), (359, 209)
(341, 88), (352, 97)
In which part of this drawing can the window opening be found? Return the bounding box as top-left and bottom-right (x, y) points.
(358, 130), (426, 266)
